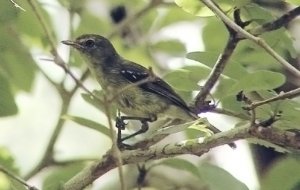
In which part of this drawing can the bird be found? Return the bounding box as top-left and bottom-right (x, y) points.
(62, 34), (236, 149)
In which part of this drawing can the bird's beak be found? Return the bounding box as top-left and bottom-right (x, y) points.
(61, 40), (82, 49)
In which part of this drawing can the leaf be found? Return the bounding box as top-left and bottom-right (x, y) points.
(7, 180), (27, 190)
(43, 163), (85, 190)
(286, 0), (300, 5)
(58, 0), (87, 13)
(0, 173), (10, 190)
(261, 28), (297, 58)
(163, 66), (211, 91)
(0, 27), (36, 92)
(0, 1), (19, 24)
(241, 3), (275, 24)
(187, 51), (248, 79)
(1, 50), (36, 92)
(151, 40), (186, 55)
(202, 17), (228, 51)
(0, 147), (18, 174)
(81, 90), (105, 112)
(174, 0), (206, 16)
(174, 0), (234, 17)
(0, 147), (25, 190)
(159, 158), (201, 179)
(157, 6), (197, 28)
(0, 74), (18, 117)
(272, 99), (300, 130)
(63, 115), (110, 138)
(261, 157), (300, 190)
(74, 11), (110, 36)
(227, 71), (285, 95)
(199, 163), (249, 190)
(81, 90), (117, 117)
(15, 2), (50, 40)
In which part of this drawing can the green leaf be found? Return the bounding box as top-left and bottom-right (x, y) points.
(174, 0), (234, 17)
(81, 90), (105, 112)
(0, 27), (36, 92)
(159, 158), (201, 179)
(43, 163), (85, 190)
(163, 66), (211, 91)
(185, 128), (207, 139)
(286, 0), (300, 5)
(114, 39), (155, 68)
(202, 17), (228, 51)
(63, 115), (110, 138)
(261, 157), (300, 190)
(241, 3), (275, 24)
(233, 41), (280, 70)
(157, 6), (197, 28)
(219, 95), (249, 115)
(228, 71), (285, 95)
(272, 99), (300, 130)
(58, 0), (87, 13)
(0, 173), (10, 190)
(0, 147), (18, 174)
(1, 51), (35, 92)
(75, 11), (110, 37)
(81, 90), (117, 117)
(15, 2), (49, 40)
(0, 147), (25, 190)
(7, 180), (27, 190)
(151, 40), (186, 55)
(174, 0), (207, 16)
(0, 74), (18, 117)
(0, 1), (19, 24)
(261, 28), (297, 58)
(187, 51), (248, 79)
(199, 163), (249, 190)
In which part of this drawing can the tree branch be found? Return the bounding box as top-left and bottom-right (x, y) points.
(200, 0), (300, 78)
(248, 87), (300, 109)
(250, 6), (300, 35)
(194, 34), (239, 110)
(10, 0), (26, 11)
(63, 125), (300, 190)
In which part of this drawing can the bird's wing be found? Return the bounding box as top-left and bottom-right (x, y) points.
(120, 61), (191, 113)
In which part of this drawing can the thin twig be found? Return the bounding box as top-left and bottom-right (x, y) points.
(0, 165), (38, 190)
(54, 58), (103, 103)
(70, 68), (90, 95)
(194, 35), (238, 109)
(200, 0), (300, 78)
(9, 0), (26, 11)
(250, 6), (300, 35)
(211, 108), (250, 120)
(102, 95), (126, 190)
(27, 0), (56, 51)
(249, 87), (300, 109)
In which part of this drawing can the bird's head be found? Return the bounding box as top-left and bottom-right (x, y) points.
(62, 34), (118, 62)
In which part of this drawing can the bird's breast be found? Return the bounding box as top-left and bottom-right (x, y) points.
(116, 87), (169, 118)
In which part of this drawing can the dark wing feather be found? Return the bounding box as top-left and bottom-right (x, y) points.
(120, 61), (191, 112)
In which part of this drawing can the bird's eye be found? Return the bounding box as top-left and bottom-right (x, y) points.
(84, 39), (95, 48)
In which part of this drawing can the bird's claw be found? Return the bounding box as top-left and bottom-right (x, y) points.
(116, 117), (126, 130)
(117, 141), (135, 150)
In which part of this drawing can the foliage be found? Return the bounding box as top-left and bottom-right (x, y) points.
(0, 0), (300, 189)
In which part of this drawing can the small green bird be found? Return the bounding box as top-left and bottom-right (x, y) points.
(62, 34), (235, 148)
